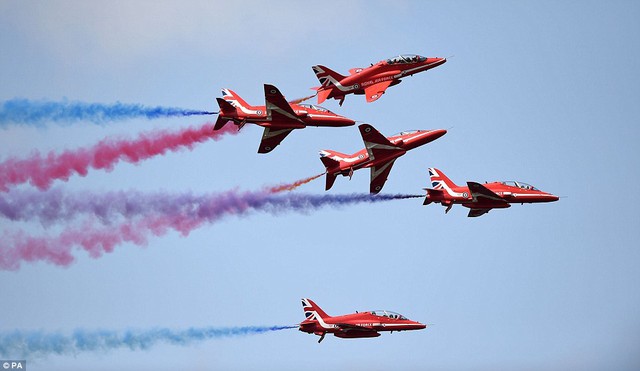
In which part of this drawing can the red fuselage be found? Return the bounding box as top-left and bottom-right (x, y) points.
(299, 298), (426, 342)
(299, 311), (426, 338)
(430, 181), (559, 209)
(315, 54), (446, 103)
(220, 102), (354, 129)
(324, 129), (447, 177)
(341, 58), (446, 89)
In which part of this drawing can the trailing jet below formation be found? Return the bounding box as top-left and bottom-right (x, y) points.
(299, 298), (426, 343)
(424, 168), (560, 217)
(214, 84), (355, 153)
(312, 54), (446, 105)
(320, 124), (446, 194)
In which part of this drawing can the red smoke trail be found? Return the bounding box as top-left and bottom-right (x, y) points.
(0, 215), (186, 270)
(266, 172), (324, 193)
(0, 123), (238, 191)
(0, 173), (327, 269)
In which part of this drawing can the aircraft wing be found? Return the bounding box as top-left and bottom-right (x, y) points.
(264, 84), (304, 125)
(370, 159), (396, 194)
(335, 323), (377, 333)
(258, 127), (294, 154)
(467, 181), (508, 205)
(364, 80), (393, 103)
(468, 208), (492, 217)
(359, 124), (405, 162)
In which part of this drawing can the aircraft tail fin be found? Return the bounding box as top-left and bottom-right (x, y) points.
(221, 88), (257, 111)
(428, 167), (459, 190)
(301, 298), (330, 322)
(312, 65), (346, 89)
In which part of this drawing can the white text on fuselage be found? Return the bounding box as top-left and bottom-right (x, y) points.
(350, 323), (381, 327)
(361, 76), (394, 88)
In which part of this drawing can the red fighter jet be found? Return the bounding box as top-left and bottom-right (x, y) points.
(214, 84), (355, 153)
(299, 298), (427, 343)
(424, 167), (560, 217)
(320, 124), (447, 194)
(312, 54), (446, 105)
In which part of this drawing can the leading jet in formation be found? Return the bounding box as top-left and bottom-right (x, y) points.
(320, 124), (447, 194)
(214, 84), (355, 153)
(312, 54), (446, 105)
(424, 168), (559, 217)
(299, 298), (426, 343)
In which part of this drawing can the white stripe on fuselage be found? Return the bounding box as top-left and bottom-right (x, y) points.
(322, 60), (443, 93)
(322, 76), (357, 92)
(306, 113), (340, 119)
(434, 180), (467, 198)
(308, 311), (337, 330)
(392, 60), (442, 78)
(225, 98), (262, 115)
(306, 311), (418, 330)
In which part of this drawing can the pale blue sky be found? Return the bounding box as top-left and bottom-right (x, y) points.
(1, 1), (639, 370)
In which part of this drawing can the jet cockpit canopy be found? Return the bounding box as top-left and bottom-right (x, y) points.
(393, 129), (421, 136)
(386, 54), (426, 64)
(368, 310), (408, 320)
(298, 103), (331, 113)
(501, 181), (539, 191)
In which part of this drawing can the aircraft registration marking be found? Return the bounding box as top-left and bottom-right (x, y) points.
(361, 76), (394, 88)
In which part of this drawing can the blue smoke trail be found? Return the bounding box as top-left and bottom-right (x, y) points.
(0, 98), (215, 126)
(0, 325), (296, 358)
(0, 188), (423, 224)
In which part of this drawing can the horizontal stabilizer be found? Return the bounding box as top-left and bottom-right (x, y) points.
(423, 188), (444, 205)
(325, 172), (338, 191)
(216, 97), (235, 112)
(214, 115), (230, 130)
(317, 88), (332, 105)
(320, 156), (340, 170)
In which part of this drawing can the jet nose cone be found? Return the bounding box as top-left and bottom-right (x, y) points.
(548, 194), (560, 202)
(430, 129), (447, 140)
(428, 57), (447, 66)
(415, 322), (427, 330)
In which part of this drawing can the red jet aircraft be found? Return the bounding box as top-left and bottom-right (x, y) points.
(214, 84), (355, 153)
(424, 167), (560, 217)
(320, 124), (446, 193)
(299, 298), (426, 343)
(312, 54), (446, 105)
